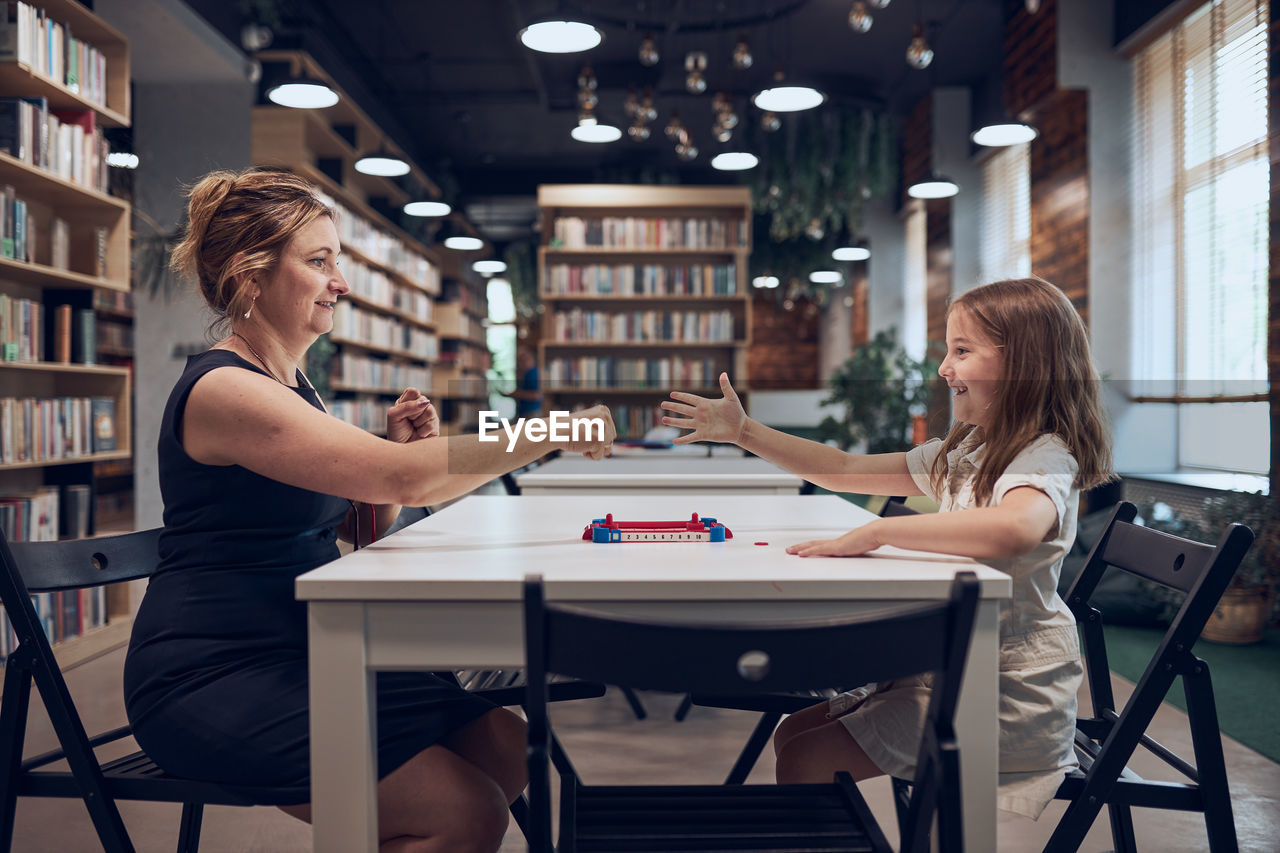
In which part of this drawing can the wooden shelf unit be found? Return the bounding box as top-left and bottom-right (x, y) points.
(435, 256), (490, 434)
(536, 184), (752, 439)
(250, 49), (456, 434)
(0, 0), (134, 671)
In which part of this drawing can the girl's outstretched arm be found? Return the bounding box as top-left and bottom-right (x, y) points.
(661, 373), (923, 497)
(787, 486), (1059, 560)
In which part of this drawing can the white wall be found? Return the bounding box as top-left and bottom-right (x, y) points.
(98, 0), (255, 527)
(933, 87), (983, 297)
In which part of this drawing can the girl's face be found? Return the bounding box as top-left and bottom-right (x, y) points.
(254, 216), (349, 342)
(939, 307), (1004, 428)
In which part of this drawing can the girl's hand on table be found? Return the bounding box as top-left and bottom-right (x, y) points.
(786, 525), (881, 558)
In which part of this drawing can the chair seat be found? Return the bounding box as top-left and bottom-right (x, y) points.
(570, 782), (887, 853)
(19, 748), (308, 807)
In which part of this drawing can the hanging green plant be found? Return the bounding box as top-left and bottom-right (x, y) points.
(503, 240), (539, 322)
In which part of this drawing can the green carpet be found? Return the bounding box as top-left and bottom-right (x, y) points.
(1102, 624), (1280, 763)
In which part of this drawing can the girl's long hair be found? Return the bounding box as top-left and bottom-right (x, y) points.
(930, 277), (1115, 505)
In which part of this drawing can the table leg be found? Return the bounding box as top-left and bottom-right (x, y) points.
(309, 602), (378, 853)
(955, 598), (1000, 852)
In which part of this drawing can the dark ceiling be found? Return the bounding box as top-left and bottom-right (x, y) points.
(185, 0), (1007, 242)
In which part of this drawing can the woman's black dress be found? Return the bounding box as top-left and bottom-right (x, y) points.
(123, 350), (494, 803)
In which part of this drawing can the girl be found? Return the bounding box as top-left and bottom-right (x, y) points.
(660, 277), (1113, 818)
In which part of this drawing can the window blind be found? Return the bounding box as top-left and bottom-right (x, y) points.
(978, 142), (1031, 285)
(1131, 0), (1269, 473)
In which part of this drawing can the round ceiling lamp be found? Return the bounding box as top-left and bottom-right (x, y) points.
(472, 259), (508, 275)
(809, 270), (843, 284)
(444, 236), (484, 251)
(751, 85), (825, 113)
(711, 152), (758, 171)
(354, 147), (410, 177)
(907, 172), (959, 199)
(266, 77), (339, 109)
(519, 20), (602, 53)
(971, 122), (1038, 147)
(571, 123), (622, 143)
(833, 245), (871, 262)
(403, 200), (451, 217)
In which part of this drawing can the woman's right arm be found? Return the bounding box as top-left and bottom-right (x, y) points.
(181, 366), (614, 507)
(661, 372), (922, 497)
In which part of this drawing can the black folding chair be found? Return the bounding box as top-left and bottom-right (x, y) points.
(0, 527), (309, 853)
(0, 527), (605, 852)
(683, 495), (923, 786)
(523, 570), (979, 853)
(1044, 500), (1253, 853)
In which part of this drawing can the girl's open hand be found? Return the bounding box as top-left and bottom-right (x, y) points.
(660, 373), (747, 445)
(786, 526), (881, 558)
(386, 388), (439, 443)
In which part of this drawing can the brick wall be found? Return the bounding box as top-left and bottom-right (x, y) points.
(1028, 89), (1090, 323)
(1004, 0), (1058, 117)
(747, 290), (820, 389)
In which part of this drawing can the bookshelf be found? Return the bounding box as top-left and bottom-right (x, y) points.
(0, 0), (133, 667)
(536, 185), (752, 439)
(250, 50), (446, 437)
(434, 253), (490, 435)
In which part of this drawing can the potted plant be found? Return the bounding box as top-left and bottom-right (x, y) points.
(1140, 491), (1279, 643)
(1195, 490), (1279, 644)
(815, 327), (940, 453)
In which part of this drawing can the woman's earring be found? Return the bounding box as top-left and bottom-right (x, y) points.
(243, 297), (256, 319)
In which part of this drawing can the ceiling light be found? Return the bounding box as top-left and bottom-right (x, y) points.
(732, 34), (753, 70)
(809, 270), (842, 284)
(848, 1), (874, 33)
(752, 86), (825, 113)
(355, 148), (410, 177)
(106, 151), (138, 169)
(752, 275), (780, 289)
(444, 236), (484, 251)
(711, 152), (758, 171)
(571, 123), (622, 143)
(519, 20), (602, 54)
(472, 259), (507, 275)
(971, 122), (1038, 147)
(403, 200), (451, 217)
(833, 245), (871, 262)
(638, 30), (660, 66)
(905, 23), (934, 70)
(907, 172), (959, 199)
(266, 77), (339, 109)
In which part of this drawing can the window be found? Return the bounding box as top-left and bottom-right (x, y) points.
(978, 142), (1031, 284)
(1131, 0), (1270, 474)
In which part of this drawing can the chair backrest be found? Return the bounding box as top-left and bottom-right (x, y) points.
(880, 495), (918, 518)
(522, 570), (980, 852)
(1062, 501), (1254, 713)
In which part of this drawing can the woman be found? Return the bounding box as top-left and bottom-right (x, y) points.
(124, 167), (614, 853)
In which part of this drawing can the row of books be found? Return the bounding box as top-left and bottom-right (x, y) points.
(325, 195), (439, 292)
(327, 398), (389, 434)
(549, 308), (738, 343)
(437, 339), (489, 372)
(93, 288), (131, 314)
(332, 351), (431, 393)
(0, 296), (96, 364)
(0, 183), (34, 262)
(551, 216), (749, 250)
(0, 394), (116, 464)
(543, 263), (739, 296)
(608, 403), (665, 440)
(0, 2), (111, 108)
(343, 255), (433, 324)
(0, 583), (109, 658)
(95, 313), (129, 350)
(0, 96), (110, 192)
(545, 356), (725, 388)
(331, 302), (439, 359)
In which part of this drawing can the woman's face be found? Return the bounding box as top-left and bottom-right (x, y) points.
(938, 306), (1004, 428)
(254, 216), (348, 342)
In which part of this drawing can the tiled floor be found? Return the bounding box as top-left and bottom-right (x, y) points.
(10, 645), (1280, 852)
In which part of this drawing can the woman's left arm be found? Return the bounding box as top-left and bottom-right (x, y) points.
(337, 388), (441, 544)
(787, 486), (1059, 559)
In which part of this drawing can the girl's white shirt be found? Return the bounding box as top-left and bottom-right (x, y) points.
(829, 433), (1084, 819)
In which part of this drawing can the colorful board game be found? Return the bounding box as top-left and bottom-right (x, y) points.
(583, 512), (733, 543)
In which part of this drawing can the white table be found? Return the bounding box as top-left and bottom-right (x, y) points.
(296, 495), (1010, 853)
(515, 454), (805, 495)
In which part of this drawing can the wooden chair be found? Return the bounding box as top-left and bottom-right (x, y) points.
(522, 570), (980, 853)
(1043, 500), (1253, 853)
(0, 527), (605, 852)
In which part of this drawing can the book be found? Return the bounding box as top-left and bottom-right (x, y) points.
(90, 396), (114, 453)
(49, 215), (68, 269)
(93, 225), (107, 277)
(51, 302), (70, 362)
(72, 307), (94, 364)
